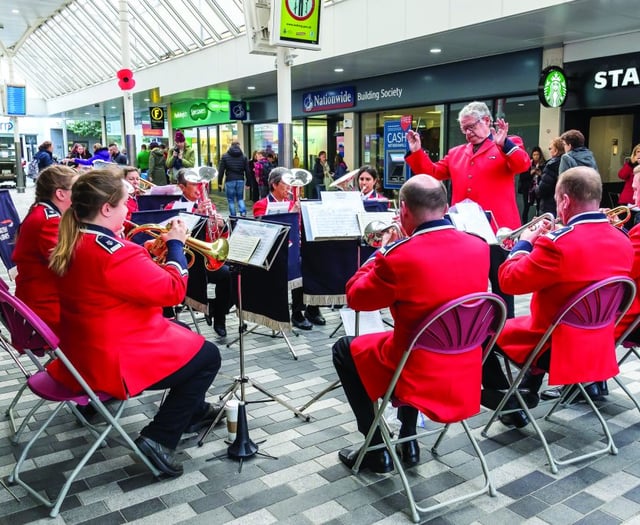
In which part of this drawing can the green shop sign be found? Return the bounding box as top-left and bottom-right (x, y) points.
(538, 66), (567, 108)
(170, 99), (232, 128)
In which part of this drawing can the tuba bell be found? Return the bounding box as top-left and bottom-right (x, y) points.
(281, 168), (312, 202)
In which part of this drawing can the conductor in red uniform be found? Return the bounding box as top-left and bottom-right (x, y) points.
(333, 174), (490, 473)
(405, 101), (530, 317)
(13, 165), (78, 333)
(482, 167), (634, 428)
(48, 170), (223, 478)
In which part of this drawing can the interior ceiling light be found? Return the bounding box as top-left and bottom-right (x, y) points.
(247, 86), (256, 90)
(430, 48), (442, 54)
(334, 68), (344, 72)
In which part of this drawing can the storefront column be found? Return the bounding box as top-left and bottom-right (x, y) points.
(539, 47), (564, 148)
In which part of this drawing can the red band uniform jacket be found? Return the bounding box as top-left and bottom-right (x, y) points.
(252, 194), (295, 218)
(48, 225), (204, 399)
(13, 201), (62, 333)
(616, 223), (640, 339)
(405, 136), (530, 230)
(347, 220), (490, 423)
(498, 212), (633, 384)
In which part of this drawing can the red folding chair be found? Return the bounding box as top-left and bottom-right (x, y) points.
(350, 292), (507, 523)
(611, 311), (640, 412)
(0, 288), (162, 517)
(482, 276), (636, 474)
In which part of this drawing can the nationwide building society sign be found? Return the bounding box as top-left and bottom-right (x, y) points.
(302, 87), (356, 113)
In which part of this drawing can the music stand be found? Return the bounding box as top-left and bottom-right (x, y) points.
(198, 218), (309, 464)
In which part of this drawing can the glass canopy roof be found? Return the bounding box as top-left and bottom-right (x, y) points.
(13, 0), (249, 99)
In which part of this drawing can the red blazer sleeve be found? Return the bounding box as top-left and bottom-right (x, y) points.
(405, 149), (451, 181)
(346, 253), (398, 311)
(37, 214), (60, 261)
(253, 198), (267, 217)
(501, 136), (531, 176)
(619, 162), (635, 182)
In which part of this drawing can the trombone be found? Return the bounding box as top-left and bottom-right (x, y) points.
(495, 213), (556, 249)
(125, 221), (229, 271)
(138, 178), (156, 193)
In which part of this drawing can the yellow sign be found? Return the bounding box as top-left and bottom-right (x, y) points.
(150, 106), (165, 130)
(272, 0), (321, 50)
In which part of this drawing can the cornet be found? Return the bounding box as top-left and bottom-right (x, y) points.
(125, 221), (229, 271)
(362, 220), (405, 248)
(606, 205), (633, 227)
(495, 213), (556, 249)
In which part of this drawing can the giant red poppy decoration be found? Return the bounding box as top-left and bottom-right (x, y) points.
(117, 68), (136, 90)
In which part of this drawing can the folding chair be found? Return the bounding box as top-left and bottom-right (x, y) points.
(0, 276), (56, 443)
(0, 289), (162, 517)
(351, 292), (507, 523)
(482, 276), (636, 474)
(611, 312), (640, 413)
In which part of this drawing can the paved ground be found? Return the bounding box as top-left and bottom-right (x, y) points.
(2, 182), (640, 524)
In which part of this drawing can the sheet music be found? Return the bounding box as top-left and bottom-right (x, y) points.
(357, 211), (398, 236)
(228, 220), (284, 267)
(320, 191), (365, 210)
(228, 235), (260, 263)
(158, 212), (201, 233)
(169, 200), (193, 212)
(339, 308), (388, 336)
(266, 201), (290, 215)
(448, 200), (498, 244)
(300, 201), (362, 241)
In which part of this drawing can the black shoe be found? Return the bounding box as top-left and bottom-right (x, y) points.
(396, 439), (420, 467)
(135, 436), (183, 477)
(481, 388), (538, 410)
(292, 314), (312, 330)
(213, 324), (227, 337)
(184, 402), (225, 434)
(583, 382), (606, 402)
(338, 447), (393, 474)
(75, 402), (98, 423)
(499, 410), (529, 428)
(541, 386), (563, 401)
(204, 314), (213, 327)
(598, 381), (609, 396)
(304, 311), (326, 326)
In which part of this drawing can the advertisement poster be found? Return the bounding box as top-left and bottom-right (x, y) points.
(271, 0), (322, 50)
(383, 121), (410, 189)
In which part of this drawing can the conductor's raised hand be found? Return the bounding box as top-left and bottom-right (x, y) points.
(406, 129), (422, 153)
(163, 218), (188, 244)
(491, 118), (509, 147)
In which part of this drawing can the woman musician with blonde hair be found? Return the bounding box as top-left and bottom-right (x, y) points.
(47, 170), (223, 477)
(13, 165), (78, 333)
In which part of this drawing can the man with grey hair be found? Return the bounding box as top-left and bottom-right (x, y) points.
(405, 101), (530, 317)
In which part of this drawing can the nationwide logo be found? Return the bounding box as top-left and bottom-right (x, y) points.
(302, 87), (356, 113)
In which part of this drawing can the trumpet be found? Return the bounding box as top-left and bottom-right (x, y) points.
(137, 178), (156, 193)
(606, 205), (633, 227)
(495, 213), (556, 248)
(125, 221), (229, 271)
(362, 220), (405, 248)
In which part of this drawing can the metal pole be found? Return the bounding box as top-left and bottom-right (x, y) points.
(119, 0), (136, 163)
(276, 47), (293, 168)
(7, 56), (25, 193)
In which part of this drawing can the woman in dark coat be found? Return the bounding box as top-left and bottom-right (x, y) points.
(536, 137), (563, 216)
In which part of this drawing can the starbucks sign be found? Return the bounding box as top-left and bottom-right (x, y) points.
(538, 66), (567, 108)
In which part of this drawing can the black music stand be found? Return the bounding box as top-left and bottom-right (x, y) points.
(198, 219), (308, 466)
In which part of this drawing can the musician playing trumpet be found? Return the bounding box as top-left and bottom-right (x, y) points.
(165, 168), (232, 337)
(333, 175), (491, 472)
(47, 171), (223, 477)
(482, 167), (633, 427)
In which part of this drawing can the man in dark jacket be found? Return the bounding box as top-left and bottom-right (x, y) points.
(218, 142), (251, 216)
(109, 143), (128, 165)
(559, 129), (598, 175)
(35, 140), (56, 172)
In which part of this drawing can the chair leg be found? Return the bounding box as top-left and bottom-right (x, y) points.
(10, 397), (46, 443)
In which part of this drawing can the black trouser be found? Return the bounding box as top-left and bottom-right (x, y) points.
(482, 343), (549, 391)
(332, 336), (417, 445)
(291, 287), (321, 318)
(207, 263), (231, 324)
(141, 340), (221, 449)
(490, 244), (514, 319)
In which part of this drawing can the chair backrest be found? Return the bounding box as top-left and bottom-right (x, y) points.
(410, 292), (507, 357)
(0, 288), (59, 353)
(557, 276), (636, 330)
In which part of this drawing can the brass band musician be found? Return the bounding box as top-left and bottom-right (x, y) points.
(333, 175), (491, 472)
(165, 168), (232, 336)
(252, 167), (325, 330)
(47, 171), (223, 477)
(481, 167), (633, 428)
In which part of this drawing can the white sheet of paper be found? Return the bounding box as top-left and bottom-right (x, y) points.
(339, 308), (388, 336)
(448, 200), (497, 244)
(320, 191), (365, 210)
(266, 201), (290, 215)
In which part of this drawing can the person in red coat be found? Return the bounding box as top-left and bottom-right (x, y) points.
(482, 167), (634, 428)
(13, 165), (78, 334)
(405, 101), (530, 318)
(617, 144), (640, 205)
(252, 167), (324, 330)
(123, 166), (141, 221)
(47, 170), (223, 478)
(333, 174), (490, 473)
